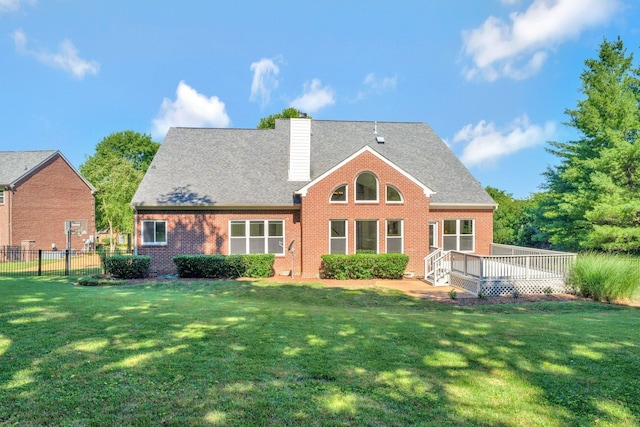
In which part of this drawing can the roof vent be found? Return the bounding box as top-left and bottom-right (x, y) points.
(375, 136), (385, 143)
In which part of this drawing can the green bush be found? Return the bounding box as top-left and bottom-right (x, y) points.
(567, 252), (640, 302)
(173, 255), (228, 278)
(227, 254), (275, 278)
(104, 255), (151, 279)
(173, 254), (275, 279)
(321, 253), (409, 280)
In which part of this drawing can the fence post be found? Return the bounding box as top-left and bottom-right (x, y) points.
(65, 249), (70, 276)
(38, 249), (42, 276)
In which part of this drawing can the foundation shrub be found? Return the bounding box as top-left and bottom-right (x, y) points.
(174, 254), (275, 279)
(104, 255), (151, 279)
(321, 254), (409, 279)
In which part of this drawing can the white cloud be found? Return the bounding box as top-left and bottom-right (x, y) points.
(454, 115), (556, 167)
(249, 57), (280, 107)
(12, 29), (99, 79)
(461, 0), (622, 81)
(290, 79), (335, 113)
(352, 72), (398, 101)
(151, 81), (231, 139)
(0, 0), (34, 14)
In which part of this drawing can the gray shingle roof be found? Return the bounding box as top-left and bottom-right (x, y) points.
(132, 120), (496, 207)
(0, 150), (59, 185)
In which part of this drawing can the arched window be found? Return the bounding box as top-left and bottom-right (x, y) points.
(355, 172), (378, 202)
(330, 184), (347, 203)
(386, 185), (403, 203)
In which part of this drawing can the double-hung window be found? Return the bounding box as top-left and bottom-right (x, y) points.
(442, 219), (474, 251)
(329, 220), (347, 254)
(142, 220), (167, 245)
(229, 220), (284, 255)
(0, 189), (4, 204)
(386, 220), (403, 253)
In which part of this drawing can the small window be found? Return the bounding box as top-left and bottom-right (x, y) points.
(0, 189), (4, 204)
(329, 220), (347, 254)
(142, 220), (167, 245)
(229, 220), (284, 255)
(355, 172), (378, 202)
(356, 220), (378, 253)
(386, 185), (403, 203)
(443, 219), (474, 252)
(330, 185), (347, 203)
(386, 220), (403, 253)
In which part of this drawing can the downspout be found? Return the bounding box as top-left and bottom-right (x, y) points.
(8, 185), (14, 247)
(133, 209), (138, 255)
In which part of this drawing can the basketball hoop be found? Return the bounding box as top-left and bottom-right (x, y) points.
(64, 219), (89, 236)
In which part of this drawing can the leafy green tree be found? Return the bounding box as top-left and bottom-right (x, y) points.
(80, 131), (160, 250)
(485, 186), (526, 245)
(257, 107), (310, 129)
(543, 37), (640, 252)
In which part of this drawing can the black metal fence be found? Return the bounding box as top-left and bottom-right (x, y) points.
(0, 247), (132, 277)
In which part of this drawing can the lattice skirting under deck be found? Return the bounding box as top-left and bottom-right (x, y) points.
(449, 274), (480, 296)
(449, 273), (568, 297)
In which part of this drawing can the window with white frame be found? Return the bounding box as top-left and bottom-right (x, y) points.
(442, 219), (474, 251)
(229, 220), (284, 255)
(330, 185), (347, 203)
(386, 220), (403, 253)
(0, 189), (4, 204)
(386, 185), (403, 203)
(142, 220), (167, 245)
(355, 172), (378, 202)
(429, 221), (438, 248)
(356, 220), (378, 253)
(329, 220), (347, 254)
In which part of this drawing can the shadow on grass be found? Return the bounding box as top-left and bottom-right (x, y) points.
(0, 277), (638, 425)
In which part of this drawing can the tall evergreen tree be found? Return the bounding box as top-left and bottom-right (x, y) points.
(542, 37), (640, 252)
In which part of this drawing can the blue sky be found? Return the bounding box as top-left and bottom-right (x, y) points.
(1, 0), (638, 198)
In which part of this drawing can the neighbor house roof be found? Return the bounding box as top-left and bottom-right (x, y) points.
(0, 150), (96, 191)
(131, 120), (496, 208)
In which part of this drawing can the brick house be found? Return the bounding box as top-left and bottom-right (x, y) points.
(131, 119), (496, 277)
(0, 150), (96, 252)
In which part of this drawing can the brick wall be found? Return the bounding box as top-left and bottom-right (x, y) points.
(300, 150), (431, 278)
(135, 209), (301, 276)
(8, 154), (95, 251)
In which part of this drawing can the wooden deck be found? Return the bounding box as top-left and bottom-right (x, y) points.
(425, 244), (576, 296)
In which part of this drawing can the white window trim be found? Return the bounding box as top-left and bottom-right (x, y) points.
(385, 185), (404, 204)
(141, 220), (167, 246)
(329, 184), (348, 204)
(354, 219), (379, 254)
(354, 172), (379, 204)
(0, 189), (4, 205)
(386, 219), (404, 254)
(328, 219), (348, 254)
(442, 219), (475, 252)
(228, 219), (285, 256)
(429, 221), (439, 248)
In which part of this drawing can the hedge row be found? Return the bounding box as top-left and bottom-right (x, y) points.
(104, 255), (151, 279)
(173, 254), (275, 278)
(321, 253), (409, 279)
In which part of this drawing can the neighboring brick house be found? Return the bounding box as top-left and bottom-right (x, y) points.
(0, 150), (96, 252)
(131, 119), (496, 278)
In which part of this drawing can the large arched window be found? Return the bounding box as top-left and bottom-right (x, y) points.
(355, 172), (378, 202)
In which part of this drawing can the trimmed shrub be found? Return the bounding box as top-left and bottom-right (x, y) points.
(567, 252), (640, 302)
(104, 255), (151, 279)
(173, 254), (228, 278)
(227, 254), (275, 278)
(321, 253), (409, 280)
(173, 254), (275, 279)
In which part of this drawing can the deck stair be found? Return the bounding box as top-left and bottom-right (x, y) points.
(424, 249), (451, 286)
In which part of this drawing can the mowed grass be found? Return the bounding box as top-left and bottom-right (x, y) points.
(1, 278), (638, 426)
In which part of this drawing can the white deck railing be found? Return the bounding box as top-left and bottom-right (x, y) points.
(449, 244), (575, 281)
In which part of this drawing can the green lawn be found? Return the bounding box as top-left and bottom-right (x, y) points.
(1, 278), (638, 426)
